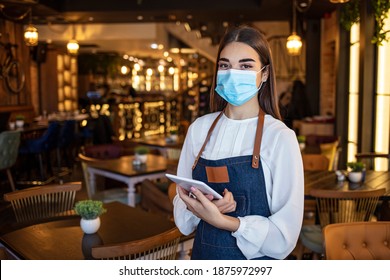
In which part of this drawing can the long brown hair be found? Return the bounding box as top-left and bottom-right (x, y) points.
(210, 25), (281, 120)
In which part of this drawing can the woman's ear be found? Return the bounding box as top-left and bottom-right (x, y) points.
(261, 67), (269, 82)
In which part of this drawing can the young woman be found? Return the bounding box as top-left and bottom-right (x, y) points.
(173, 25), (304, 260)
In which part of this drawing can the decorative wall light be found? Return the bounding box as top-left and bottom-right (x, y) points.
(24, 8), (38, 47)
(329, 0), (349, 3)
(67, 25), (79, 55)
(286, 0), (303, 56)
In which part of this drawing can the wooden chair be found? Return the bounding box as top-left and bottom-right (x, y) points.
(0, 130), (21, 191)
(319, 139), (340, 170)
(139, 179), (173, 219)
(302, 154), (330, 221)
(324, 221), (390, 260)
(355, 152), (390, 171)
(78, 152), (129, 204)
(3, 182), (81, 223)
(302, 154), (330, 171)
(300, 188), (386, 258)
(91, 227), (182, 260)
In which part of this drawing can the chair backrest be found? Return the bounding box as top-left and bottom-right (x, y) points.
(168, 183), (176, 205)
(91, 227), (182, 260)
(0, 130), (21, 170)
(78, 145), (123, 199)
(310, 188), (386, 228)
(58, 120), (76, 148)
(320, 139), (339, 170)
(139, 179), (173, 218)
(23, 122), (60, 153)
(324, 221), (390, 260)
(302, 154), (330, 171)
(3, 182), (82, 223)
(355, 152), (390, 171)
(83, 143), (123, 159)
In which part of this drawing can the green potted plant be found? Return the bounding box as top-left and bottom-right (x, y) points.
(74, 200), (107, 234)
(15, 114), (25, 128)
(347, 161), (365, 183)
(297, 135), (306, 151)
(134, 146), (149, 164)
(169, 128), (179, 142)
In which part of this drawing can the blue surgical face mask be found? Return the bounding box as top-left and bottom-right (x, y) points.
(215, 66), (266, 106)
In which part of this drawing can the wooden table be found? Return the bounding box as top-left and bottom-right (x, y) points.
(130, 134), (184, 160)
(86, 154), (168, 207)
(0, 202), (176, 260)
(130, 134), (184, 149)
(305, 170), (390, 199)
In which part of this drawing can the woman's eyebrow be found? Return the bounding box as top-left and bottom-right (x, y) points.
(239, 58), (256, 63)
(218, 58), (229, 62)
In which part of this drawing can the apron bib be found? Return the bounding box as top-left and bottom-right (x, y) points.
(190, 110), (273, 260)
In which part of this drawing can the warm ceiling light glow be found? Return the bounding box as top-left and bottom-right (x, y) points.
(67, 39), (79, 54)
(146, 68), (153, 76)
(24, 24), (38, 46)
(184, 23), (191, 32)
(157, 65), (164, 73)
(168, 67), (175, 75)
(286, 33), (303, 56)
(329, 0), (349, 3)
(121, 65), (129, 75)
(133, 63), (141, 71)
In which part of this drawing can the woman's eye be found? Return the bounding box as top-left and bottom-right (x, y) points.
(240, 64), (253, 70)
(218, 63), (229, 69)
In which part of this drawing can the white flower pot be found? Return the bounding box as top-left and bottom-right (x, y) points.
(80, 217), (101, 234)
(170, 134), (178, 142)
(135, 154), (147, 164)
(348, 172), (363, 183)
(15, 120), (24, 128)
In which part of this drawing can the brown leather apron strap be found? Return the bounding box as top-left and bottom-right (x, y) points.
(252, 110), (265, 169)
(192, 111), (224, 170)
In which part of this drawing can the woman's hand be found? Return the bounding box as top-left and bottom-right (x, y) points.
(177, 186), (240, 231)
(178, 186), (221, 224)
(214, 188), (237, 214)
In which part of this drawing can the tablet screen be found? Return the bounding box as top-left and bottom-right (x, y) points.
(166, 174), (222, 199)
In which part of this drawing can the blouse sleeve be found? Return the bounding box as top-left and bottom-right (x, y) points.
(231, 128), (304, 260)
(172, 123), (201, 235)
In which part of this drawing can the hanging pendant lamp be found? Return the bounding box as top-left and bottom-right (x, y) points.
(24, 8), (38, 47)
(286, 0), (302, 56)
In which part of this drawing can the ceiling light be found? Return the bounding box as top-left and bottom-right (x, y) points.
(67, 39), (79, 55)
(286, 0), (302, 56)
(67, 25), (79, 55)
(24, 8), (38, 47)
(24, 24), (38, 46)
(329, 0), (349, 3)
(286, 33), (303, 56)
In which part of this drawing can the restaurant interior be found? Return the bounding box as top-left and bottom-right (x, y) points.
(0, 0), (389, 260)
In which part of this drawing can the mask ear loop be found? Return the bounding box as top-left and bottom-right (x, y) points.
(261, 65), (269, 82)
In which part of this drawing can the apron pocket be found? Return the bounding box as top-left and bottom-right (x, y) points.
(199, 195), (247, 248)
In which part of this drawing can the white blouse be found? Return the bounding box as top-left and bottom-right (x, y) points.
(173, 112), (304, 260)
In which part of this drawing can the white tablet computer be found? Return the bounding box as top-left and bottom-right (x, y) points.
(165, 174), (223, 199)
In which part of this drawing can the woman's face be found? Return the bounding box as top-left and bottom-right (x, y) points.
(218, 42), (264, 87)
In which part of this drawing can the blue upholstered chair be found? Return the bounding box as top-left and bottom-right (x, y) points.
(0, 130), (21, 191)
(56, 120), (77, 173)
(19, 122), (60, 184)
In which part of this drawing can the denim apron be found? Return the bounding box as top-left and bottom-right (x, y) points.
(190, 110), (273, 260)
